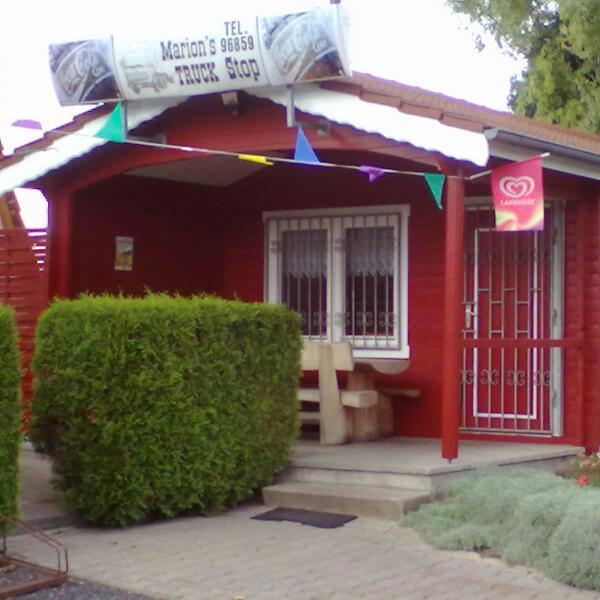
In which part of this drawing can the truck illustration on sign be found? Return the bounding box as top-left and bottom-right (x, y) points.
(118, 42), (173, 94)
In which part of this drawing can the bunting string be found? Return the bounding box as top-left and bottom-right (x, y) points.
(37, 127), (452, 179)
(11, 103), (460, 209)
(11, 109), (459, 180)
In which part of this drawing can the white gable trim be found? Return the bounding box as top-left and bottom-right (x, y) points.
(247, 84), (490, 167)
(0, 98), (187, 196)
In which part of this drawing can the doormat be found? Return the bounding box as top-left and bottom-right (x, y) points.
(252, 507), (357, 529)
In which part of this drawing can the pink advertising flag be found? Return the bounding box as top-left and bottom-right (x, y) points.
(491, 156), (544, 231)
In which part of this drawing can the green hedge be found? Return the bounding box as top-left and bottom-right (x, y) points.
(0, 306), (22, 525)
(31, 295), (301, 526)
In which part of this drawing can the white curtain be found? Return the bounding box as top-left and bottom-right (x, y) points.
(282, 229), (327, 278)
(347, 227), (394, 276)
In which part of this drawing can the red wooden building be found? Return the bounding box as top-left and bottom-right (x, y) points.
(1, 73), (599, 459)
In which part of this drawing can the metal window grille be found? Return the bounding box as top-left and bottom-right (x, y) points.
(266, 211), (403, 351)
(281, 228), (328, 339)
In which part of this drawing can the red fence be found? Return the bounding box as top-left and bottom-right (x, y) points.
(0, 228), (48, 424)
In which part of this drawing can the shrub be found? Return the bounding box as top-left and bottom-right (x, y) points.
(406, 468), (600, 590)
(501, 487), (575, 569)
(31, 294), (301, 526)
(546, 490), (600, 589)
(0, 306), (22, 525)
(404, 469), (568, 551)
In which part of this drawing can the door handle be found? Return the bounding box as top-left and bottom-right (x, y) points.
(465, 304), (476, 329)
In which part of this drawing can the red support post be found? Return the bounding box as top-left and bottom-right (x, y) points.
(47, 190), (73, 299)
(441, 174), (465, 460)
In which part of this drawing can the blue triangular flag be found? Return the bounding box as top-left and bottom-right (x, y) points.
(294, 127), (320, 164)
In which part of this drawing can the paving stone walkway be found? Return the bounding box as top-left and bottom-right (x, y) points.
(10, 449), (600, 600)
(6, 501), (600, 600)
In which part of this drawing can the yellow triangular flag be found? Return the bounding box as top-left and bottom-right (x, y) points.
(238, 154), (274, 166)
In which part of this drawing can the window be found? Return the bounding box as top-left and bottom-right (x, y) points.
(264, 205), (409, 358)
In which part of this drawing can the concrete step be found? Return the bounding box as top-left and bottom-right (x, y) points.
(263, 481), (430, 521)
(276, 465), (434, 492)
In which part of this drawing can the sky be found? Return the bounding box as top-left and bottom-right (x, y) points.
(0, 0), (525, 227)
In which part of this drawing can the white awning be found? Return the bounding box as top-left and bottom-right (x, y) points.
(0, 83), (490, 197)
(248, 84), (489, 167)
(0, 98), (187, 197)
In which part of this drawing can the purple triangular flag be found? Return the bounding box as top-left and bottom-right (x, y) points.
(11, 119), (44, 130)
(294, 127), (320, 164)
(359, 165), (385, 183)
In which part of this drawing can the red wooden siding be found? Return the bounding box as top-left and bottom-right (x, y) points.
(65, 163), (460, 440)
(563, 203), (586, 444)
(0, 228), (48, 424)
(67, 169), (596, 445)
(70, 177), (221, 297)
(39, 93), (600, 448)
(583, 199), (600, 452)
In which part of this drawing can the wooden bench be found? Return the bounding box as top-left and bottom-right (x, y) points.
(298, 341), (399, 445)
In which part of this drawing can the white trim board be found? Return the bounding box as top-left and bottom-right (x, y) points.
(489, 140), (600, 181)
(263, 204), (411, 221)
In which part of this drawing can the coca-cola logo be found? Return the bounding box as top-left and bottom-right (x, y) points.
(270, 13), (333, 76)
(54, 41), (113, 101)
(499, 176), (536, 199)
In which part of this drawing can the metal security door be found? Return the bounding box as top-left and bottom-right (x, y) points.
(461, 206), (563, 435)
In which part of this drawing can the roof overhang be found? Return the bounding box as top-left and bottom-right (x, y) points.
(0, 97), (187, 196)
(486, 129), (600, 182)
(0, 84), (490, 196)
(247, 84), (490, 167)
(5, 81), (600, 196)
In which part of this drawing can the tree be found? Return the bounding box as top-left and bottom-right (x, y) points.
(447, 0), (600, 132)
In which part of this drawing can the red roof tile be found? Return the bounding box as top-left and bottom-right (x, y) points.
(321, 73), (600, 155)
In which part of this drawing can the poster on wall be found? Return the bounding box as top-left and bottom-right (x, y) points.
(491, 156), (544, 231)
(48, 5), (351, 106)
(115, 236), (134, 271)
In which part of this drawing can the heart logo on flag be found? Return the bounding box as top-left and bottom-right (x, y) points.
(499, 176), (535, 199)
(491, 156), (544, 231)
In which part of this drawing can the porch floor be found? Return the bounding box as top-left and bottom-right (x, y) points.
(291, 437), (582, 476)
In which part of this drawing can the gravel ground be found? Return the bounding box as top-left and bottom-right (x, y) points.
(1, 557), (153, 599)
(12, 579), (154, 599)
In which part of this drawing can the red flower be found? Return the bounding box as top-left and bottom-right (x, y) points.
(577, 476), (589, 486)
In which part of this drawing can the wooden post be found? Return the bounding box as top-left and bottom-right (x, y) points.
(441, 175), (465, 460)
(46, 189), (73, 299)
(319, 344), (352, 445)
(347, 368), (379, 442)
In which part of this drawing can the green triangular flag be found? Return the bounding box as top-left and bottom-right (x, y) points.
(95, 102), (126, 143)
(424, 173), (446, 210)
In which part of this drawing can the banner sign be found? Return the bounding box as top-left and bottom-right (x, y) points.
(48, 6), (351, 106)
(491, 156), (544, 231)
